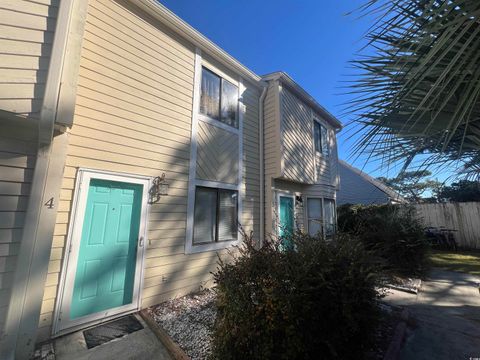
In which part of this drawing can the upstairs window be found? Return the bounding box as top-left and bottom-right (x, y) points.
(200, 67), (239, 128)
(313, 120), (329, 156)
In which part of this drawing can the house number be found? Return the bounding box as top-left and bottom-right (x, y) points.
(44, 197), (55, 209)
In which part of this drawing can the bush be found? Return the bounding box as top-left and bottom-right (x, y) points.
(211, 232), (383, 360)
(337, 204), (429, 276)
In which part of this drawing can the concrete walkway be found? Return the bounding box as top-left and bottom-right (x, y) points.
(384, 269), (480, 360)
(54, 314), (172, 360)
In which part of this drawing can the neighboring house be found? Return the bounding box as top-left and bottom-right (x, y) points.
(0, 1), (341, 358)
(337, 160), (406, 205)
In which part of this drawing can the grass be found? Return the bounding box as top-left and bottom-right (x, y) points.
(429, 249), (480, 276)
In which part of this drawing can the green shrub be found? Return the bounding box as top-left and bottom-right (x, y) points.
(337, 204), (429, 276)
(211, 232), (383, 360)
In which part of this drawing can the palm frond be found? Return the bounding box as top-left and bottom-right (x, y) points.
(347, 0), (480, 176)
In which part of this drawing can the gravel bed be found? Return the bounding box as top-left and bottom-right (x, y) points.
(149, 290), (216, 360)
(149, 290), (402, 360)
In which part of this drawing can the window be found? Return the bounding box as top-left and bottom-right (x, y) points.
(324, 199), (336, 237)
(306, 198), (336, 238)
(313, 120), (329, 156)
(307, 198), (323, 237)
(193, 187), (238, 244)
(200, 67), (238, 128)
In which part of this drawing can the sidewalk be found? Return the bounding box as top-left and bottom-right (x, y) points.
(384, 269), (480, 360)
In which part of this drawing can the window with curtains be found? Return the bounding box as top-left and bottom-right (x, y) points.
(313, 120), (329, 156)
(200, 67), (239, 128)
(307, 198), (323, 237)
(306, 198), (336, 238)
(193, 187), (238, 244)
(324, 199), (336, 237)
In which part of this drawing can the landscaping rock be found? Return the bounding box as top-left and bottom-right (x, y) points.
(150, 290), (216, 360)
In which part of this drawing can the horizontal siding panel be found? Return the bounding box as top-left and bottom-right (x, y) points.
(0, 0), (57, 17)
(79, 66), (193, 114)
(93, 0), (194, 60)
(81, 39), (193, 93)
(75, 88), (192, 133)
(87, 4), (194, 73)
(0, 24), (54, 43)
(77, 76), (192, 118)
(74, 104), (191, 140)
(82, 28), (193, 85)
(0, 39), (51, 57)
(0, 8), (54, 31)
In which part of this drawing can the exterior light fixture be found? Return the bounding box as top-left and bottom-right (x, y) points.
(149, 173), (169, 203)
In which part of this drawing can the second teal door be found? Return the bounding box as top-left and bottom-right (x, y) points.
(70, 179), (143, 320)
(279, 196), (294, 238)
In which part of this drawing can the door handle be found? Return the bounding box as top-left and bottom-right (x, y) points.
(138, 236), (144, 248)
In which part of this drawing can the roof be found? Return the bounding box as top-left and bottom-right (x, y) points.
(338, 160), (407, 204)
(130, 0), (262, 86)
(262, 71), (343, 129)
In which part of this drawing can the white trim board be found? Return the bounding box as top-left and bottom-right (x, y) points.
(52, 168), (151, 336)
(185, 48), (244, 254)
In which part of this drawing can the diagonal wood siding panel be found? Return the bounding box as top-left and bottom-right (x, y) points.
(196, 121), (239, 185)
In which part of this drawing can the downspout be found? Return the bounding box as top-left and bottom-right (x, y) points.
(259, 84), (267, 247)
(0, 0), (81, 358)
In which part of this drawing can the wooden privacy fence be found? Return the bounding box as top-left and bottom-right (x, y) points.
(414, 202), (480, 249)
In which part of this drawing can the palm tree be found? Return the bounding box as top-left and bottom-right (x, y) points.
(348, 0), (480, 177)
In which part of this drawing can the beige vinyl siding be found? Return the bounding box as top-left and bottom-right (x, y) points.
(37, 0), (261, 340)
(280, 86), (337, 187)
(0, 0), (58, 119)
(263, 81), (281, 236)
(0, 120), (37, 334)
(280, 86), (315, 184)
(329, 128), (340, 188)
(242, 84), (261, 239)
(196, 121), (239, 185)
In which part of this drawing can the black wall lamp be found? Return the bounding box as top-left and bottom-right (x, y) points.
(149, 173), (169, 203)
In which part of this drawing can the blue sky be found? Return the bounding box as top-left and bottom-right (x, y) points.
(159, 0), (455, 181)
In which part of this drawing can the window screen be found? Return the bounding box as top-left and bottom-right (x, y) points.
(193, 187), (238, 244)
(193, 187), (217, 244)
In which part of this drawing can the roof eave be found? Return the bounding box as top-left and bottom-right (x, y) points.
(262, 72), (343, 129)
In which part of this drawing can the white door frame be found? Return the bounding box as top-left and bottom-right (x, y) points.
(52, 168), (151, 336)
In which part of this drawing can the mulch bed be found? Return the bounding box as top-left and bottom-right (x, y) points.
(149, 290), (404, 360)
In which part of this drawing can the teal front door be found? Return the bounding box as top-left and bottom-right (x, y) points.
(279, 196), (294, 238)
(70, 179), (143, 320)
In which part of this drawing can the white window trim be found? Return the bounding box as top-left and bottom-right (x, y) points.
(312, 116), (330, 184)
(52, 168), (151, 337)
(198, 65), (240, 135)
(305, 197), (337, 239)
(185, 48), (244, 254)
(313, 117), (329, 157)
(198, 113), (240, 135)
